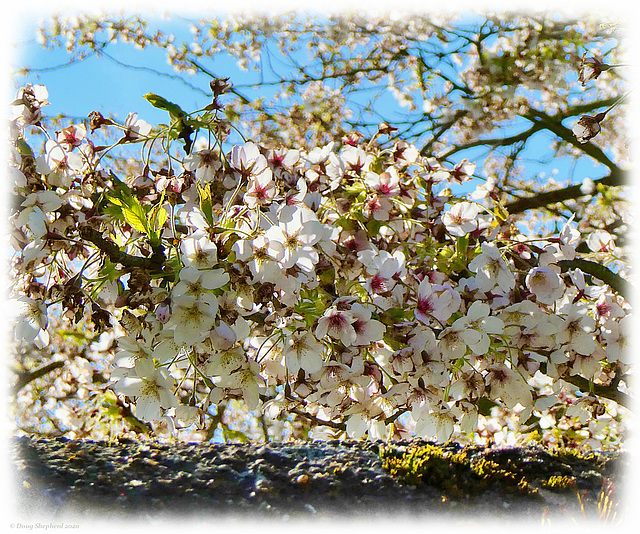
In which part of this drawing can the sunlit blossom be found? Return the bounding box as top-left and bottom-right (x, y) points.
(525, 266), (565, 305)
(183, 148), (222, 182)
(414, 402), (455, 441)
(556, 304), (597, 355)
(264, 204), (325, 272)
(485, 364), (532, 409)
(415, 279), (461, 324)
(231, 141), (268, 177)
(244, 167), (277, 208)
(315, 306), (357, 346)
(578, 53), (607, 86)
(56, 123), (87, 151)
(167, 294), (218, 347)
(587, 229), (615, 253)
(442, 201), (480, 236)
(220, 361), (265, 409)
(468, 242), (514, 293)
(350, 302), (386, 346)
(450, 301), (504, 355)
(172, 265), (229, 300)
(123, 112), (152, 140)
(112, 358), (178, 422)
(13, 296), (48, 342)
(572, 113), (605, 144)
(448, 159), (476, 183)
(35, 139), (84, 187)
(283, 330), (324, 374)
(114, 336), (155, 368)
(181, 234), (219, 269)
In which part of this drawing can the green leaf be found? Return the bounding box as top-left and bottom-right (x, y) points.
(102, 204), (124, 220)
(101, 389), (120, 406)
(366, 219), (383, 235)
(155, 206), (168, 231)
(106, 194), (124, 207)
(97, 258), (121, 282)
(198, 184), (214, 226)
(477, 396), (498, 416)
(122, 204), (149, 234)
(221, 233), (240, 259)
(143, 93), (186, 120)
(455, 235), (469, 259)
(372, 157), (385, 174)
(144, 93), (194, 153)
(146, 193), (168, 245)
(16, 138), (34, 157)
(384, 308), (408, 322)
(343, 183), (365, 196)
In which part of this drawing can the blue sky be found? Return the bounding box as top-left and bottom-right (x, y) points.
(13, 16), (226, 123)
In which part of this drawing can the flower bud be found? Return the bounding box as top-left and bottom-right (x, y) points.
(210, 321), (237, 350)
(155, 302), (171, 324)
(572, 113), (605, 144)
(578, 53), (607, 86)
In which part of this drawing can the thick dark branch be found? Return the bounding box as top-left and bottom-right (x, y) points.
(504, 169), (626, 214)
(525, 108), (620, 170)
(385, 408), (408, 426)
(78, 226), (165, 273)
(556, 258), (632, 300)
(290, 408), (346, 431)
(12, 360), (65, 394)
(562, 374), (631, 408)
(554, 97), (621, 121)
(438, 122), (545, 160)
(430, 97), (620, 161)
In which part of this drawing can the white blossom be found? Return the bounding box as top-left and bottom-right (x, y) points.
(525, 266), (565, 305)
(112, 358), (178, 422)
(442, 202), (480, 236)
(283, 330), (324, 374)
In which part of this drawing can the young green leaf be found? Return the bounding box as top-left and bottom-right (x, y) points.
(143, 93), (186, 120)
(122, 205), (149, 234)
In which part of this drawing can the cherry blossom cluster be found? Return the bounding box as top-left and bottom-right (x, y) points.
(9, 83), (631, 443)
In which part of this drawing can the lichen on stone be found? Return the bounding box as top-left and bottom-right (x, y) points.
(379, 442), (540, 499)
(541, 475), (577, 491)
(379, 441), (620, 503)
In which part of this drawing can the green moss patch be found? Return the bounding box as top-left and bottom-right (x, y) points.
(380, 442), (619, 502)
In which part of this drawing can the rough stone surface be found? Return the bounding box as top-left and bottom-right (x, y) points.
(10, 436), (628, 524)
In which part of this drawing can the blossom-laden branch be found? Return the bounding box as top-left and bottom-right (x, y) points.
(562, 372), (631, 408)
(556, 259), (632, 301)
(28, 14), (627, 189)
(78, 225), (166, 273)
(290, 408), (347, 432)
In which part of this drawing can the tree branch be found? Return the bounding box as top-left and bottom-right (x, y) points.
(78, 225), (165, 273)
(290, 408), (346, 431)
(438, 121), (545, 160)
(504, 169), (626, 214)
(556, 258), (632, 300)
(561, 374), (631, 408)
(525, 107), (620, 170)
(12, 360), (65, 395)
